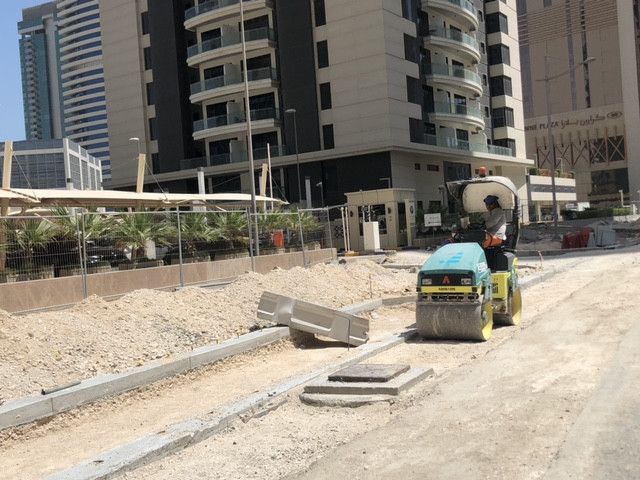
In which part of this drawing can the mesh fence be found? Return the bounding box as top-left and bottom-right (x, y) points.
(0, 215), (82, 283)
(0, 209), (331, 290)
(299, 208), (332, 251)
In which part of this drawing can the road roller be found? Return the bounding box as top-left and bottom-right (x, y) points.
(416, 175), (523, 341)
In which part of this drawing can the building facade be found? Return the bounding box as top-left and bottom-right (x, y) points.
(18, 2), (64, 141)
(99, 0), (531, 214)
(518, 0), (640, 205)
(0, 139), (102, 190)
(56, 0), (111, 182)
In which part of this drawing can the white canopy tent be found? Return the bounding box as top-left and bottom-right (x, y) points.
(1, 188), (284, 210)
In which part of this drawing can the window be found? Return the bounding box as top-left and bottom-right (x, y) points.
(482, 74), (488, 86)
(151, 153), (159, 172)
(317, 40), (328, 68)
(478, 11), (483, 22)
(481, 42), (486, 54)
(404, 34), (418, 63)
(409, 117), (422, 143)
(406, 76), (421, 104)
(322, 124), (334, 149)
(141, 11), (149, 35)
(314, 0), (326, 26)
(488, 44), (510, 65)
(319, 82), (332, 110)
(484, 106), (490, 118)
(401, 0), (416, 21)
(494, 138), (516, 155)
(414, 163), (421, 170)
(149, 117), (157, 140)
(492, 107), (514, 128)
(544, 0), (552, 6)
(143, 47), (152, 70)
(490, 75), (513, 96)
(486, 13), (508, 34)
(146, 83), (155, 106)
(427, 164), (439, 172)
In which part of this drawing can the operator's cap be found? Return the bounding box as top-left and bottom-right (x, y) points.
(483, 195), (499, 205)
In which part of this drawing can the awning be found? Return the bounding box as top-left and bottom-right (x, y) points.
(5, 189), (284, 209)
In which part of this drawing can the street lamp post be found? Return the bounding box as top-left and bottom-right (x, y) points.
(285, 108), (301, 205)
(239, 0), (259, 255)
(539, 55), (595, 240)
(316, 181), (324, 207)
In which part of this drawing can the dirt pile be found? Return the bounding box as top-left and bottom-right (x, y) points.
(0, 261), (415, 403)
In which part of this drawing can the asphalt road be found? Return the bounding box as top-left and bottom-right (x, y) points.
(294, 252), (640, 480)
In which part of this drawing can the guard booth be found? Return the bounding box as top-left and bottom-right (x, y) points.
(345, 188), (416, 252)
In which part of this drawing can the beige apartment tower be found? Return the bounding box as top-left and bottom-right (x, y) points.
(518, 0), (640, 205)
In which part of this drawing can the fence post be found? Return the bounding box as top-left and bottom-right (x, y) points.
(246, 208), (256, 272)
(325, 207), (333, 251)
(176, 211), (184, 288)
(297, 210), (307, 268)
(78, 212), (88, 299)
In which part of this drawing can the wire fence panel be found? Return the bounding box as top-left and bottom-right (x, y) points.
(0, 215), (82, 283)
(299, 208), (332, 251)
(252, 211), (303, 255)
(176, 210), (251, 262)
(0, 208), (330, 311)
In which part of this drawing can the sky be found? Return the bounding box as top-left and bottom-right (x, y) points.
(0, 0), (50, 142)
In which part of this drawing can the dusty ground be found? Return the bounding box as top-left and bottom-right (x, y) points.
(0, 261), (414, 403)
(0, 268), (415, 480)
(122, 246), (640, 480)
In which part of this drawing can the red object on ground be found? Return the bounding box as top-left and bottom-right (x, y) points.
(273, 230), (285, 248)
(562, 233), (579, 249)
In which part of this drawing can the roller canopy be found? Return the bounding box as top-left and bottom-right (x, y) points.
(446, 176), (519, 213)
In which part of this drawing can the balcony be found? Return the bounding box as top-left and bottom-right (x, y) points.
(424, 26), (480, 63)
(423, 63), (483, 96)
(423, 0), (479, 30)
(426, 101), (485, 129)
(184, 0), (272, 30)
(420, 134), (513, 157)
(187, 27), (276, 66)
(190, 67), (278, 102)
(193, 107), (281, 139)
(179, 145), (288, 170)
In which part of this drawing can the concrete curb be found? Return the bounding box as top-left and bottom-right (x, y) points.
(0, 327), (289, 431)
(47, 329), (416, 480)
(1, 297), (416, 432)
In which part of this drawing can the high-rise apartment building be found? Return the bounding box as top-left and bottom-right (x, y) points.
(56, 0), (111, 181)
(97, 0), (199, 191)
(99, 0), (530, 211)
(518, 0), (640, 205)
(18, 2), (64, 141)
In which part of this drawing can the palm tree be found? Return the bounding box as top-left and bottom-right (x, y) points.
(52, 207), (111, 241)
(211, 211), (249, 250)
(113, 213), (175, 263)
(177, 212), (219, 257)
(10, 218), (57, 270)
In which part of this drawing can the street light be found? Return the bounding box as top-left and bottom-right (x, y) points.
(129, 137), (141, 154)
(239, 0), (259, 257)
(285, 108), (301, 205)
(537, 55), (595, 239)
(316, 181), (324, 207)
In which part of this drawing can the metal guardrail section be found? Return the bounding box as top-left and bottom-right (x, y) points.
(257, 291), (369, 346)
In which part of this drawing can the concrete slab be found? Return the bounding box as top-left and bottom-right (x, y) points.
(304, 367), (433, 396)
(299, 393), (396, 407)
(258, 292), (370, 346)
(328, 364), (410, 383)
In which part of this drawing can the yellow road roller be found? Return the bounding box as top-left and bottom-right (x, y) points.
(416, 175), (523, 341)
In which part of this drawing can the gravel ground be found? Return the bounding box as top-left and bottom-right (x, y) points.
(123, 246), (640, 480)
(0, 261), (415, 404)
